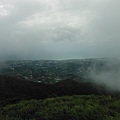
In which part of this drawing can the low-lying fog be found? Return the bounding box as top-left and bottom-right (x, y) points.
(88, 59), (120, 91)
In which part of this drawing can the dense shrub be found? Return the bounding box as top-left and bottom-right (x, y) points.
(0, 95), (120, 120)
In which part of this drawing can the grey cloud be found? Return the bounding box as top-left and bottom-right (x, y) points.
(0, 0), (120, 60)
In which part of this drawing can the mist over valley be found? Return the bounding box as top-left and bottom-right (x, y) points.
(0, 0), (120, 119)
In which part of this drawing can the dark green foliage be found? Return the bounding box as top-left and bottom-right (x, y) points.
(0, 75), (119, 108)
(1, 95), (120, 120)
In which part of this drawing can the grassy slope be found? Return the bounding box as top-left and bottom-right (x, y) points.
(0, 95), (120, 120)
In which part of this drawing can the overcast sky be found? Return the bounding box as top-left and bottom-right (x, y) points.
(0, 0), (120, 60)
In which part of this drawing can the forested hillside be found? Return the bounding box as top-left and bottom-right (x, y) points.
(0, 75), (119, 107)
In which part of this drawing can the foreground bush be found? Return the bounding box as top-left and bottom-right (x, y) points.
(0, 95), (120, 120)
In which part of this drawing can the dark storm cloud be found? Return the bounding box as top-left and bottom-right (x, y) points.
(0, 0), (120, 60)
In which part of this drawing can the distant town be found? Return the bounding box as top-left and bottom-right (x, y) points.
(0, 58), (119, 83)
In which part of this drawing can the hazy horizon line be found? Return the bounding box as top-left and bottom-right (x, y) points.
(0, 57), (119, 61)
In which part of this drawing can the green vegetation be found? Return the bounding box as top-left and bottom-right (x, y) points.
(0, 59), (120, 120)
(0, 95), (120, 120)
(1, 74), (119, 108)
(0, 59), (109, 83)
